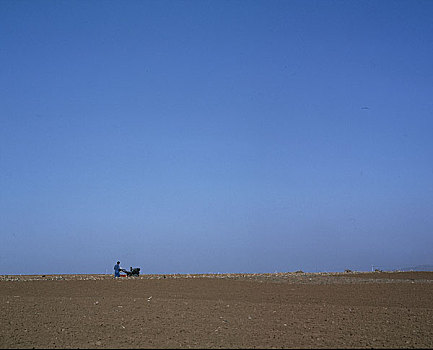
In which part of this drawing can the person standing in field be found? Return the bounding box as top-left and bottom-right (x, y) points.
(114, 261), (121, 278)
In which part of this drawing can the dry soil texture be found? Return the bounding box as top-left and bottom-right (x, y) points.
(1, 271), (432, 349)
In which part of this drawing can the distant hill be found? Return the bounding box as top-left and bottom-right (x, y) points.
(398, 264), (433, 272)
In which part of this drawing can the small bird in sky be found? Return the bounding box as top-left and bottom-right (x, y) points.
(361, 106), (370, 110)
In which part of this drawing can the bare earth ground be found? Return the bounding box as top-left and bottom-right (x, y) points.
(1, 271), (432, 349)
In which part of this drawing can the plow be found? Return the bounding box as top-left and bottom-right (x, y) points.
(120, 267), (140, 277)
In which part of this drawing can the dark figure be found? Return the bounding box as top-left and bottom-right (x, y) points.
(120, 266), (141, 277)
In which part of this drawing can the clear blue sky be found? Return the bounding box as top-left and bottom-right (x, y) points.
(1, 0), (432, 275)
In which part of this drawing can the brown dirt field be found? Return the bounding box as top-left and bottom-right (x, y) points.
(1, 271), (432, 349)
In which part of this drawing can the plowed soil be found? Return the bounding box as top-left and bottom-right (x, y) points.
(1, 271), (432, 348)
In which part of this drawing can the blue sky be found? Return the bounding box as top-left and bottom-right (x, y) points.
(1, 0), (432, 275)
